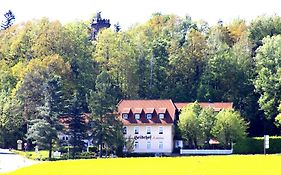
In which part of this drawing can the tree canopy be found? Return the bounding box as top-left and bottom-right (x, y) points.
(1, 13), (281, 152)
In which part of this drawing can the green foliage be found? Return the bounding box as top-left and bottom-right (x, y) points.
(26, 119), (57, 159)
(198, 107), (216, 140)
(87, 71), (123, 157)
(178, 102), (248, 149)
(275, 114), (281, 128)
(66, 92), (88, 158)
(178, 102), (203, 148)
(254, 35), (281, 121)
(0, 91), (23, 148)
(3, 13), (281, 150)
(249, 15), (281, 49)
(211, 110), (248, 148)
(234, 136), (281, 154)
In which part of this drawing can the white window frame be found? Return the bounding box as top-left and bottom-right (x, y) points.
(146, 126), (151, 135)
(135, 113), (140, 120)
(122, 113), (128, 119)
(62, 135), (69, 141)
(123, 126), (127, 134)
(147, 141), (151, 149)
(146, 113), (152, 120)
(159, 141), (163, 149)
(159, 126), (163, 134)
(134, 141), (139, 149)
(134, 126), (139, 134)
(159, 113), (165, 119)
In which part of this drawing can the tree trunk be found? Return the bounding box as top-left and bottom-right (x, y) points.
(194, 138), (198, 149)
(48, 139), (52, 160)
(99, 115), (103, 158)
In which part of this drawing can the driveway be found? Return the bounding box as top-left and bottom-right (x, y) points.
(0, 149), (39, 173)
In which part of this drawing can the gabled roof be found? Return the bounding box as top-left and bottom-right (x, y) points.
(133, 108), (143, 113)
(175, 102), (233, 112)
(122, 108), (131, 113)
(118, 99), (176, 125)
(145, 108), (155, 113)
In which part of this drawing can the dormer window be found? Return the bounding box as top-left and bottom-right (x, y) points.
(158, 108), (166, 119)
(135, 113), (140, 120)
(146, 113), (152, 120)
(159, 113), (165, 119)
(122, 113), (129, 119)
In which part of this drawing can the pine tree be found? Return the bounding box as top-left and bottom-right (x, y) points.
(27, 75), (64, 160)
(66, 92), (88, 158)
(87, 71), (122, 157)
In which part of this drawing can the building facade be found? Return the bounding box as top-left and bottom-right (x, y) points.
(118, 99), (233, 154)
(118, 100), (176, 154)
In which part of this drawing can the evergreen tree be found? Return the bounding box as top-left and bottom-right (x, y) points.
(87, 71), (122, 157)
(26, 75), (64, 160)
(66, 92), (88, 158)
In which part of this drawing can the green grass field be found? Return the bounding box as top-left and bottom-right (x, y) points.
(12, 150), (49, 160)
(2, 155), (281, 175)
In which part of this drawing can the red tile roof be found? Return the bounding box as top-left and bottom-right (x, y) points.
(133, 108), (143, 113)
(158, 108), (167, 113)
(175, 102), (233, 112)
(122, 108), (131, 113)
(145, 108), (155, 113)
(118, 99), (176, 125)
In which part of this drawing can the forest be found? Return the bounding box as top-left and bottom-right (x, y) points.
(1, 13), (281, 150)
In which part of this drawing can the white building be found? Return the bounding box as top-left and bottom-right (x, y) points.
(118, 99), (233, 154)
(118, 100), (176, 154)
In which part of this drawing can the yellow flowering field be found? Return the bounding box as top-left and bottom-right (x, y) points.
(2, 155), (281, 175)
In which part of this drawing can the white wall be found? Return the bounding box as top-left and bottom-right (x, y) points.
(124, 125), (174, 153)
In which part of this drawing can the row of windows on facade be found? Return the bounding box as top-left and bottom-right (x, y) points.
(122, 113), (165, 120)
(123, 126), (164, 135)
(134, 141), (164, 150)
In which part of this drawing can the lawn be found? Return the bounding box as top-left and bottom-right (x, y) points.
(11, 150), (49, 160)
(2, 155), (281, 175)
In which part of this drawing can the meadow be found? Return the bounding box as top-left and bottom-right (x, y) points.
(2, 155), (281, 175)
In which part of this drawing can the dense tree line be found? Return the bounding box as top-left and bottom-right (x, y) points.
(1, 13), (281, 154)
(178, 102), (247, 149)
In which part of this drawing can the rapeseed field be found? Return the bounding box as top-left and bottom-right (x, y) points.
(2, 155), (281, 175)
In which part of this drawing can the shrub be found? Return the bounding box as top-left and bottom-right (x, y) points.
(233, 136), (281, 154)
(76, 152), (97, 159)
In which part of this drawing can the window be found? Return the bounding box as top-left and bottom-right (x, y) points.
(146, 126), (151, 135)
(147, 141), (151, 149)
(134, 141), (139, 149)
(159, 141), (163, 149)
(134, 127), (139, 134)
(62, 135), (68, 141)
(122, 113), (128, 119)
(146, 113), (152, 120)
(159, 113), (165, 119)
(159, 126), (163, 134)
(135, 113), (140, 120)
(123, 127), (127, 134)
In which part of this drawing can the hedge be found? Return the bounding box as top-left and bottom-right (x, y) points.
(233, 136), (281, 154)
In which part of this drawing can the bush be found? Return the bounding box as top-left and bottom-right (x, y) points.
(125, 153), (156, 157)
(76, 152), (97, 159)
(233, 136), (281, 154)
